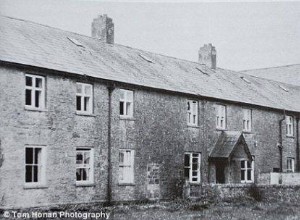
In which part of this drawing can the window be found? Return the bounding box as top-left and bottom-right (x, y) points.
(76, 148), (94, 184)
(76, 83), (93, 114)
(184, 152), (201, 183)
(243, 109), (252, 132)
(25, 74), (45, 110)
(216, 105), (226, 129)
(119, 150), (134, 184)
(287, 158), (295, 173)
(187, 100), (198, 126)
(241, 159), (254, 183)
(25, 146), (46, 185)
(286, 116), (294, 136)
(120, 89), (133, 117)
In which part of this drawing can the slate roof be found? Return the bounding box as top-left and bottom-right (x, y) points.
(0, 16), (300, 112)
(209, 131), (251, 160)
(242, 64), (300, 86)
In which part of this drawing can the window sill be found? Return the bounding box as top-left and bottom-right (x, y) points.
(187, 124), (199, 128)
(75, 112), (96, 117)
(25, 106), (47, 112)
(286, 135), (295, 139)
(118, 183), (135, 186)
(119, 116), (135, 121)
(24, 183), (48, 189)
(75, 182), (95, 187)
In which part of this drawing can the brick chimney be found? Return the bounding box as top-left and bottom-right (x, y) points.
(198, 44), (216, 69)
(91, 14), (114, 44)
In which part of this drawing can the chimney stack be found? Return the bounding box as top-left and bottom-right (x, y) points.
(198, 44), (216, 69)
(91, 14), (114, 44)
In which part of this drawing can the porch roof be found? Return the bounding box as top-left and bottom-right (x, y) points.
(209, 131), (252, 160)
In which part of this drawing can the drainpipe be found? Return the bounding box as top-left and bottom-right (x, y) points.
(296, 115), (300, 172)
(107, 85), (115, 205)
(278, 110), (286, 173)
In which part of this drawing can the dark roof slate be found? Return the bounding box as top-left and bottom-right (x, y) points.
(0, 16), (300, 112)
(209, 131), (251, 159)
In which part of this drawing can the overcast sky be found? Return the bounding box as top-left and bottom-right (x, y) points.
(0, 0), (299, 70)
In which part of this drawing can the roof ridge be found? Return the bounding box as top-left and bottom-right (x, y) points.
(240, 63), (300, 72)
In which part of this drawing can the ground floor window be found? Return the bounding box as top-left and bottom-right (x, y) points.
(25, 146), (46, 185)
(184, 152), (201, 183)
(241, 159), (254, 183)
(119, 149), (134, 184)
(287, 158), (295, 173)
(76, 148), (94, 184)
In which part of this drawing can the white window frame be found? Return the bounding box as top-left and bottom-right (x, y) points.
(119, 149), (135, 184)
(24, 146), (46, 187)
(286, 116), (294, 137)
(120, 89), (134, 118)
(216, 105), (226, 130)
(25, 74), (45, 110)
(243, 109), (252, 132)
(184, 152), (201, 184)
(241, 159), (254, 183)
(76, 83), (93, 115)
(287, 157), (295, 173)
(187, 100), (198, 126)
(76, 148), (94, 185)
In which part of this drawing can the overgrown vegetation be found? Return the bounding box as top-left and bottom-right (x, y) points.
(247, 184), (263, 201)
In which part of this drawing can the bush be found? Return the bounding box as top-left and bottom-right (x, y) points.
(247, 184), (263, 201)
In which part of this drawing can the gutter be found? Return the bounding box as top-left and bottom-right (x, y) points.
(278, 110), (286, 172)
(107, 84), (115, 204)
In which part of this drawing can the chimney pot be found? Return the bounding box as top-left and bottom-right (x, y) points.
(91, 14), (114, 44)
(198, 43), (216, 69)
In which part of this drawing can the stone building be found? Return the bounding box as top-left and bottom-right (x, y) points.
(0, 15), (299, 208)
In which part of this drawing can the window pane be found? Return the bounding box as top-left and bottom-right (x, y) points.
(76, 96), (81, 111)
(241, 170), (245, 180)
(84, 85), (92, 95)
(76, 84), (82, 94)
(34, 148), (41, 164)
(126, 102), (131, 115)
(119, 152), (124, 164)
(120, 90), (125, 100)
(25, 148), (33, 164)
(33, 165), (38, 182)
(36, 78), (43, 88)
(120, 102), (124, 115)
(84, 152), (90, 164)
(76, 152), (83, 164)
(247, 170), (251, 180)
(26, 76), (32, 86)
(187, 102), (190, 111)
(127, 91), (133, 101)
(192, 163), (198, 171)
(26, 89), (32, 105)
(35, 91), (41, 108)
(84, 97), (90, 111)
(184, 154), (190, 167)
(25, 165), (32, 182)
(241, 161), (245, 168)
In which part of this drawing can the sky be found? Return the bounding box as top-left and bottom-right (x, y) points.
(0, 0), (299, 71)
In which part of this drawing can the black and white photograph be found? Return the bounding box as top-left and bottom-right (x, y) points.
(0, 0), (300, 219)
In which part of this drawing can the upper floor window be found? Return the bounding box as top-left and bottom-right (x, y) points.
(187, 100), (198, 126)
(25, 74), (45, 110)
(286, 116), (294, 137)
(287, 157), (295, 173)
(76, 83), (93, 114)
(243, 109), (252, 132)
(184, 152), (201, 183)
(119, 149), (135, 184)
(120, 89), (133, 118)
(25, 146), (46, 186)
(76, 148), (94, 184)
(216, 105), (226, 130)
